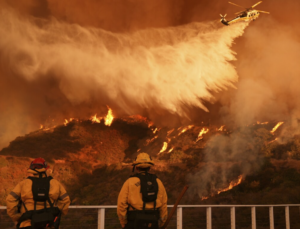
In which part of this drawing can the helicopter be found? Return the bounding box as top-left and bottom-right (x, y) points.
(220, 1), (270, 26)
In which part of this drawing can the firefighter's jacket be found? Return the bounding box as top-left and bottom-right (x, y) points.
(6, 168), (71, 228)
(117, 172), (168, 228)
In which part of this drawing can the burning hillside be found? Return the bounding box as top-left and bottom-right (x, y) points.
(1, 109), (298, 206)
(1, 0), (300, 214)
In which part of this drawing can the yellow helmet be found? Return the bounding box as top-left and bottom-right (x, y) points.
(132, 152), (154, 168)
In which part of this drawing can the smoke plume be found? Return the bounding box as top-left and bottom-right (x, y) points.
(0, 6), (247, 149)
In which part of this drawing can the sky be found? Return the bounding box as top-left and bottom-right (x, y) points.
(1, 0), (300, 150)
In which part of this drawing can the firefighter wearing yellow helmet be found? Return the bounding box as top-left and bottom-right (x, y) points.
(117, 152), (168, 229)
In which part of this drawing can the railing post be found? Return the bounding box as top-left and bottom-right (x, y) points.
(98, 208), (105, 229)
(269, 206), (274, 229)
(207, 207), (212, 229)
(177, 207), (182, 229)
(285, 206), (290, 229)
(251, 206), (256, 229)
(230, 207), (236, 229)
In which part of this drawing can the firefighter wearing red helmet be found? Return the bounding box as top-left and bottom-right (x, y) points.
(6, 158), (71, 229)
(117, 152), (168, 229)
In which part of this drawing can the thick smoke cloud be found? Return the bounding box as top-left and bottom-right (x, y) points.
(0, 2), (248, 149)
(187, 0), (300, 198)
(1, 0), (300, 199)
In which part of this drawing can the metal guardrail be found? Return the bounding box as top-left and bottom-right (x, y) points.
(1, 204), (300, 229)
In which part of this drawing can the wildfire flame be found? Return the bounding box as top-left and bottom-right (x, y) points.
(89, 107), (114, 126)
(217, 125), (225, 131)
(64, 118), (75, 126)
(201, 196), (209, 201)
(90, 114), (101, 123)
(217, 175), (243, 194)
(145, 136), (158, 146)
(271, 122), (284, 134)
(104, 107), (114, 126)
(196, 128), (209, 142)
(159, 142), (168, 154)
(268, 137), (279, 144)
(178, 125), (194, 136)
(167, 129), (174, 136)
(257, 121), (269, 125)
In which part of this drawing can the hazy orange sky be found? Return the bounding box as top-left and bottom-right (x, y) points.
(0, 0), (300, 149)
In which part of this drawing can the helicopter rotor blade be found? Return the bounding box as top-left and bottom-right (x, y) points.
(228, 2), (245, 9)
(257, 10), (270, 14)
(252, 1), (262, 8)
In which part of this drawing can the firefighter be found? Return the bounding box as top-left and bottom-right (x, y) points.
(6, 158), (71, 229)
(117, 152), (168, 229)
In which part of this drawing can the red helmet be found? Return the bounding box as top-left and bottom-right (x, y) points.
(29, 158), (49, 170)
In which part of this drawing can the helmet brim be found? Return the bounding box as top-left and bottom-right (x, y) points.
(133, 162), (154, 168)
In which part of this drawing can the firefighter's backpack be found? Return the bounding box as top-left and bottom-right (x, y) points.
(18, 173), (60, 229)
(130, 172), (159, 229)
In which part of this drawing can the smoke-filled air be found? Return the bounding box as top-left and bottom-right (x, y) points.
(1, 0), (300, 201)
(0, 1), (249, 149)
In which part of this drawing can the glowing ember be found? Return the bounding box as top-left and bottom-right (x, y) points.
(257, 121), (269, 125)
(90, 114), (101, 123)
(196, 128), (209, 142)
(217, 175), (243, 194)
(40, 125), (44, 129)
(148, 122), (154, 128)
(167, 129), (174, 136)
(159, 142), (168, 154)
(268, 137), (279, 144)
(145, 136), (158, 146)
(201, 196), (209, 200)
(218, 125), (225, 131)
(271, 122), (284, 134)
(153, 128), (158, 134)
(168, 147), (174, 153)
(104, 107), (114, 126)
(64, 119), (69, 126)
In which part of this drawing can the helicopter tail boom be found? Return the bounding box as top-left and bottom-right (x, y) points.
(220, 14), (229, 25)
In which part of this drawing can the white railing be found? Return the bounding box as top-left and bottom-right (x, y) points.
(1, 204), (300, 229)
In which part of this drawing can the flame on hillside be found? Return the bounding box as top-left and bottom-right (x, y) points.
(271, 122), (284, 134)
(159, 142), (168, 154)
(200, 175), (243, 200)
(64, 118), (78, 126)
(90, 107), (114, 126)
(217, 175), (243, 194)
(257, 121), (269, 125)
(218, 125), (225, 131)
(167, 129), (174, 136)
(90, 114), (101, 123)
(104, 107), (114, 126)
(178, 125), (194, 136)
(196, 128), (209, 142)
